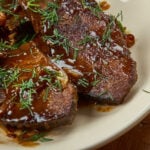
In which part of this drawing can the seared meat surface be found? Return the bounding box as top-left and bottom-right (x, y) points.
(0, 0), (137, 131)
(19, 0), (137, 104)
(0, 42), (77, 129)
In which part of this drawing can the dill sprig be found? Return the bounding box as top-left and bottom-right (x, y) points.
(43, 29), (70, 55)
(27, 1), (59, 29)
(19, 131), (53, 143)
(81, 0), (102, 17)
(101, 15), (114, 46)
(101, 11), (124, 46)
(91, 71), (104, 86)
(52, 54), (64, 62)
(77, 78), (89, 88)
(8, 0), (19, 11)
(0, 40), (16, 51)
(15, 79), (36, 115)
(79, 35), (96, 45)
(27, 0), (40, 12)
(0, 67), (20, 90)
(40, 68), (63, 93)
(43, 29), (79, 59)
(0, 0), (19, 17)
(38, 2), (59, 29)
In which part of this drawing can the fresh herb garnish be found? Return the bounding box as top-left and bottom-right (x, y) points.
(101, 15), (114, 46)
(116, 11), (125, 33)
(77, 78), (89, 88)
(101, 11), (124, 46)
(0, 0), (19, 17)
(38, 2), (59, 29)
(27, 0), (40, 12)
(0, 40), (16, 51)
(81, 0), (102, 17)
(97, 90), (114, 101)
(79, 35), (95, 45)
(28, 133), (53, 142)
(14, 79), (36, 115)
(8, 0), (19, 11)
(91, 71), (104, 86)
(43, 87), (50, 102)
(43, 29), (79, 59)
(27, 1), (59, 29)
(0, 67), (20, 90)
(40, 68), (63, 92)
(19, 131), (53, 143)
(53, 54), (64, 62)
(43, 29), (70, 55)
(32, 68), (37, 78)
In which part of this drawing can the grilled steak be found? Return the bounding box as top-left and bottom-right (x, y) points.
(0, 42), (77, 129)
(19, 0), (137, 104)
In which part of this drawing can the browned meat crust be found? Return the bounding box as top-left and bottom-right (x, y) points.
(19, 0), (137, 104)
(0, 42), (78, 129)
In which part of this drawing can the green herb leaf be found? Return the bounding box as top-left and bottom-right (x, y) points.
(77, 78), (89, 88)
(43, 29), (79, 59)
(101, 15), (114, 46)
(0, 40), (16, 52)
(27, 1), (59, 29)
(0, 67), (20, 90)
(20, 132), (53, 142)
(79, 35), (95, 45)
(101, 11), (124, 46)
(14, 79), (36, 114)
(81, 0), (102, 17)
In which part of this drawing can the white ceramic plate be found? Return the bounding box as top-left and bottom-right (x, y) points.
(0, 0), (150, 149)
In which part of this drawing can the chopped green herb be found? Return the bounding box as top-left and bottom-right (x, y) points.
(91, 79), (100, 86)
(20, 132), (53, 143)
(77, 78), (89, 88)
(101, 11), (124, 46)
(116, 11), (125, 33)
(53, 54), (64, 62)
(53, 79), (62, 91)
(32, 68), (37, 78)
(43, 87), (50, 101)
(98, 90), (107, 97)
(0, 68), (20, 90)
(101, 15), (114, 46)
(97, 90), (114, 101)
(0, 0), (19, 17)
(27, 0), (40, 12)
(43, 29), (79, 59)
(14, 79), (36, 114)
(73, 47), (79, 60)
(81, 0), (102, 17)
(43, 29), (70, 55)
(8, 0), (19, 10)
(38, 2), (59, 29)
(40, 68), (63, 92)
(79, 35), (95, 45)
(91, 71), (104, 86)
(0, 40), (16, 51)
(27, 1), (59, 29)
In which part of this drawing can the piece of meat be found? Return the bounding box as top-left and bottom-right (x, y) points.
(19, 0), (137, 104)
(0, 41), (77, 129)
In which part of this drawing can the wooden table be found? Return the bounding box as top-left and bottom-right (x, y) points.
(98, 114), (150, 150)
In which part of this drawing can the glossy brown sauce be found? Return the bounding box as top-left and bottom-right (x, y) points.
(0, 0), (135, 147)
(0, 124), (41, 147)
(78, 95), (114, 112)
(100, 1), (111, 11)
